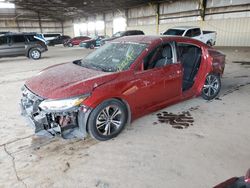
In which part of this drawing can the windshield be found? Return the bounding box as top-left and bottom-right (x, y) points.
(164, 29), (185, 36)
(80, 42), (147, 72)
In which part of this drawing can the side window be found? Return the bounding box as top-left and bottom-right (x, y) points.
(25, 35), (38, 42)
(12, 35), (25, 43)
(185, 29), (193, 37)
(143, 43), (173, 70)
(193, 28), (201, 37)
(185, 28), (201, 37)
(0, 36), (8, 45)
(125, 31), (131, 36)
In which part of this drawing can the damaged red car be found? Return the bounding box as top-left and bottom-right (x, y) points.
(20, 35), (225, 141)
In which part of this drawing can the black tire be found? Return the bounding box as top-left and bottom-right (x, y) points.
(29, 48), (41, 60)
(87, 99), (128, 141)
(90, 44), (95, 49)
(201, 74), (221, 100)
(206, 41), (213, 46)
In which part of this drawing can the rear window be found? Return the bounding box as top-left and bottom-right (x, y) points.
(163, 29), (185, 36)
(44, 34), (60, 38)
(12, 35), (25, 43)
(135, 31), (144, 35)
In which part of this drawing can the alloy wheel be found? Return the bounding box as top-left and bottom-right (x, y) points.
(31, 50), (40, 59)
(96, 105), (122, 136)
(203, 74), (219, 98)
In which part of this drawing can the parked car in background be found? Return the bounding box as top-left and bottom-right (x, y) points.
(20, 35), (225, 141)
(42, 33), (61, 41)
(100, 30), (144, 45)
(0, 32), (48, 60)
(64, 36), (91, 47)
(214, 169), (250, 188)
(162, 26), (217, 46)
(79, 35), (108, 49)
(48, 35), (71, 46)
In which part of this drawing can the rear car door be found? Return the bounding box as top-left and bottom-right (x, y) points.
(9, 35), (26, 56)
(133, 42), (182, 111)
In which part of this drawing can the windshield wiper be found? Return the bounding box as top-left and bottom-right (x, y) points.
(80, 61), (100, 71)
(91, 64), (115, 72)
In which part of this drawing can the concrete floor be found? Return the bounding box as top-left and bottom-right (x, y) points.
(0, 46), (249, 188)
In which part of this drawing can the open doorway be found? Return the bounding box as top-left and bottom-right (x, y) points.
(113, 17), (126, 34)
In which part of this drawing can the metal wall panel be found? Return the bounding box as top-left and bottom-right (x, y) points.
(160, 0), (198, 14)
(128, 5), (156, 18)
(207, 0), (250, 8)
(127, 1), (250, 46)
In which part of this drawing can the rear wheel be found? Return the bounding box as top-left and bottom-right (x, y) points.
(206, 41), (213, 46)
(29, 49), (41, 60)
(87, 99), (128, 141)
(201, 74), (221, 100)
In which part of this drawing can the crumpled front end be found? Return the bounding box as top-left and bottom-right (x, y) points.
(20, 86), (91, 139)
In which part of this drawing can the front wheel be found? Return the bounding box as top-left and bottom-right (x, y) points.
(90, 44), (95, 49)
(87, 99), (128, 141)
(29, 49), (41, 60)
(201, 74), (221, 100)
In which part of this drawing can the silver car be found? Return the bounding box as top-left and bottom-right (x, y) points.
(0, 33), (48, 60)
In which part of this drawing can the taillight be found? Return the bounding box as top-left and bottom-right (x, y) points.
(245, 169), (250, 183)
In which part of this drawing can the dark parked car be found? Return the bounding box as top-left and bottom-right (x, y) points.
(214, 169), (250, 188)
(0, 33), (47, 60)
(79, 35), (108, 49)
(21, 35), (225, 141)
(48, 35), (71, 46)
(64, 36), (91, 47)
(101, 30), (144, 45)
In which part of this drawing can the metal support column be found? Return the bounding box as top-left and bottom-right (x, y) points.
(38, 12), (43, 33)
(200, 0), (207, 21)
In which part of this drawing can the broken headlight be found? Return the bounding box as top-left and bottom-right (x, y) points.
(39, 94), (90, 112)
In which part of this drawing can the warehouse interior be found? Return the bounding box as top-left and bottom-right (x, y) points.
(0, 0), (250, 46)
(0, 0), (250, 187)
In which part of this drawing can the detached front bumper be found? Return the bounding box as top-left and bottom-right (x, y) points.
(20, 86), (91, 139)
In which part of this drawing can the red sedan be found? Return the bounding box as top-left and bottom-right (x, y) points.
(64, 36), (91, 47)
(20, 36), (225, 141)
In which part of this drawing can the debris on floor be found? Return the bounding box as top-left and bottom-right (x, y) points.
(155, 111), (194, 129)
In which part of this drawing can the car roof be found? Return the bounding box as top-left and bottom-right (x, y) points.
(2, 32), (37, 36)
(125, 30), (143, 32)
(112, 35), (205, 46)
(170, 26), (199, 30)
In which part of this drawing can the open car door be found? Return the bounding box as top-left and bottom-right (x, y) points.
(133, 42), (182, 114)
(176, 41), (210, 99)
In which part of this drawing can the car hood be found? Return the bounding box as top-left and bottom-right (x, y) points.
(25, 62), (117, 99)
